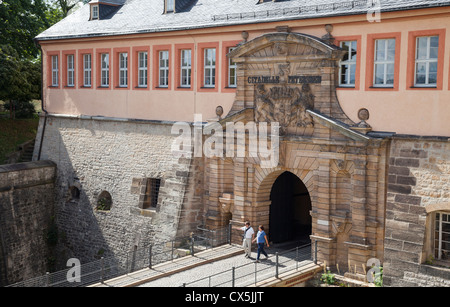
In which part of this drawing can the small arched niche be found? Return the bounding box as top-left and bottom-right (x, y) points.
(97, 191), (112, 211)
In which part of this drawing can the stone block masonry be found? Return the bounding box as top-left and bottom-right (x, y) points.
(0, 161), (56, 286)
(33, 114), (199, 269)
(384, 136), (450, 287)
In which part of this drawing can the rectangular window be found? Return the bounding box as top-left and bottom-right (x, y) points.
(180, 49), (191, 87)
(51, 55), (59, 86)
(415, 36), (439, 87)
(228, 47), (237, 88)
(143, 178), (161, 209)
(204, 48), (216, 87)
(67, 54), (74, 87)
(138, 51), (148, 87)
(101, 53), (109, 87)
(92, 5), (99, 19)
(435, 212), (450, 261)
(159, 50), (169, 87)
(166, 0), (174, 12)
(339, 40), (357, 87)
(119, 52), (128, 87)
(374, 39), (395, 87)
(83, 54), (92, 87)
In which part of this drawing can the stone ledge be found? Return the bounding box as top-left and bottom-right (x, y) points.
(0, 160), (56, 173)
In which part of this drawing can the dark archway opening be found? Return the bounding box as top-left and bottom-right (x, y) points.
(269, 171), (312, 245)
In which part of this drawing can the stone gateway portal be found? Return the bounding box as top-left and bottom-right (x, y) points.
(204, 32), (389, 275)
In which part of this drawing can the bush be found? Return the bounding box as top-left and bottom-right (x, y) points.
(3, 100), (36, 119)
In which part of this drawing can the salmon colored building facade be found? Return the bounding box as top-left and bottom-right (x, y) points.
(34, 0), (450, 286)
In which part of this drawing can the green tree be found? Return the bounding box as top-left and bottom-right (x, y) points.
(51, 0), (89, 18)
(0, 45), (41, 118)
(0, 0), (51, 59)
(0, 0), (52, 118)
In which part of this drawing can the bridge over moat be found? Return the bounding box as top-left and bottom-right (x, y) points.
(91, 242), (321, 288)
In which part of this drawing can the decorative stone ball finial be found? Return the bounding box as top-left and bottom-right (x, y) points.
(350, 108), (372, 134)
(241, 31), (249, 43)
(216, 105), (224, 119)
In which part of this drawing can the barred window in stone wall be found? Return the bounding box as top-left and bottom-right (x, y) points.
(143, 178), (161, 209)
(435, 212), (450, 262)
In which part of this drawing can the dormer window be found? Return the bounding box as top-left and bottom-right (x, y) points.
(89, 0), (125, 21)
(92, 5), (99, 19)
(166, 0), (175, 13)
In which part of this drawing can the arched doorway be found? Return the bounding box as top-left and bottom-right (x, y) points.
(269, 171), (312, 244)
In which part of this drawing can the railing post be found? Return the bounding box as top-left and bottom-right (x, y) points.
(232, 266), (235, 287)
(275, 252), (279, 279)
(254, 262), (258, 285)
(314, 240), (318, 264)
(228, 222), (232, 245)
(171, 240), (174, 261)
(148, 245), (152, 269)
(191, 236), (195, 257)
(100, 257), (104, 284)
(45, 272), (50, 287)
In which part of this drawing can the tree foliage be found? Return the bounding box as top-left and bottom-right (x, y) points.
(0, 0), (51, 59)
(0, 0), (86, 118)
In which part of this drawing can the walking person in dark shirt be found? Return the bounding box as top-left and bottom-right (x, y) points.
(253, 225), (269, 263)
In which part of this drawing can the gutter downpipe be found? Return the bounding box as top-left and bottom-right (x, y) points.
(35, 40), (48, 161)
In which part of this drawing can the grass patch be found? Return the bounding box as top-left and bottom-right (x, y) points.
(0, 118), (39, 164)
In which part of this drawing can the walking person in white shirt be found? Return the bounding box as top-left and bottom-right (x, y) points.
(241, 221), (255, 258)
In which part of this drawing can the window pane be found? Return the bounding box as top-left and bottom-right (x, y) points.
(387, 39), (396, 61)
(430, 36), (439, 48)
(349, 65), (356, 84)
(430, 46), (439, 59)
(375, 40), (385, 61)
(415, 73), (426, 85)
(350, 42), (357, 61)
(416, 62), (426, 74)
(429, 61), (438, 73)
(428, 73), (437, 84)
(416, 37), (428, 60)
(374, 64), (384, 84)
(340, 64), (349, 84)
(340, 41), (350, 61)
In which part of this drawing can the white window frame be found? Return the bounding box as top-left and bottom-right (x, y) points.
(435, 212), (450, 262)
(92, 5), (99, 20)
(166, 0), (175, 12)
(180, 49), (191, 88)
(339, 40), (357, 87)
(204, 48), (216, 88)
(119, 52), (128, 87)
(415, 36), (439, 87)
(83, 54), (92, 87)
(373, 38), (395, 87)
(67, 54), (74, 87)
(51, 55), (59, 87)
(159, 50), (169, 88)
(101, 53), (109, 87)
(138, 51), (148, 88)
(228, 47), (237, 88)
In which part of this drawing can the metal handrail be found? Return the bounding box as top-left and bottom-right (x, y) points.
(6, 226), (230, 287)
(182, 242), (314, 287)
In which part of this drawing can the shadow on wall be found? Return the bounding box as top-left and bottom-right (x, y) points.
(34, 115), (183, 272)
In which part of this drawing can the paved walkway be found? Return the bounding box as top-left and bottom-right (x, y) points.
(91, 243), (313, 287)
(90, 244), (244, 287)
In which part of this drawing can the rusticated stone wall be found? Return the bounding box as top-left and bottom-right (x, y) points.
(384, 136), (450, 287)
(0, 161), (56, 286)
(33, 114), (202, 268)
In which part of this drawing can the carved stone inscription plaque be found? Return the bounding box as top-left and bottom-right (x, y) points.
(255, 83), (314, 134)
